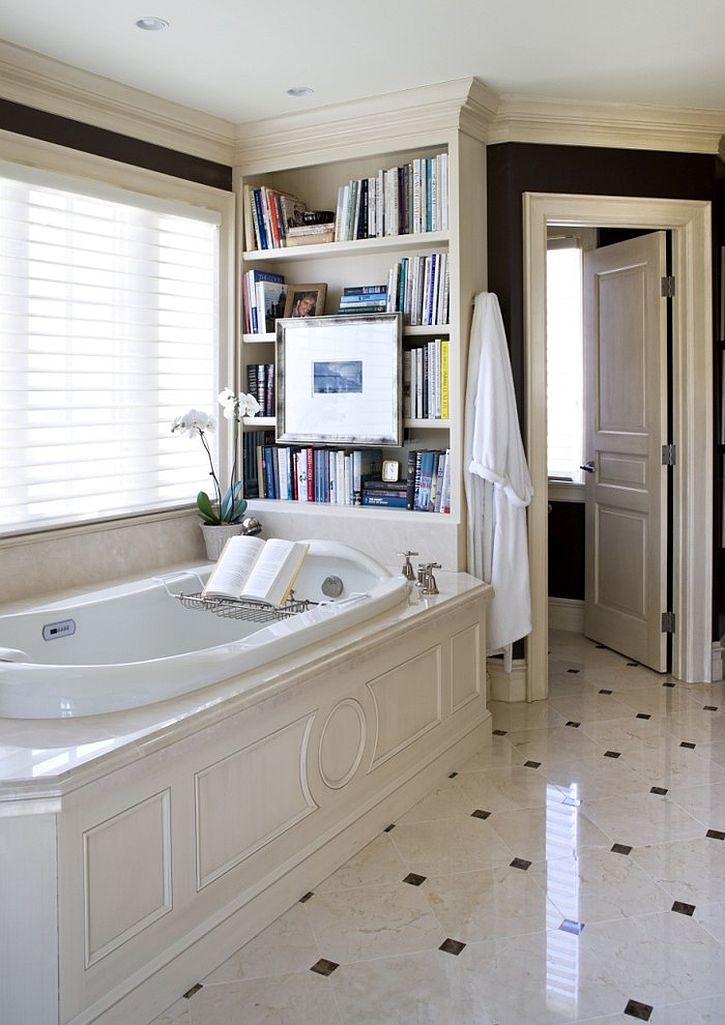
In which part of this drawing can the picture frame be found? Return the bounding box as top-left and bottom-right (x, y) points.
(276, 312), (403, 446)
(283, 283), (327, 319)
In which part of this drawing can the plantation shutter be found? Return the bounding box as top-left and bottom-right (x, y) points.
(0, 165), (220, 531)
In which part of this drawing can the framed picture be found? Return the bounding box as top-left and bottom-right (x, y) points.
(276, 312), (402, 445)
(283, 283), (327, 319)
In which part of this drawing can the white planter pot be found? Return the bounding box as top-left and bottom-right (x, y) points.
(200, 523), (245, 561)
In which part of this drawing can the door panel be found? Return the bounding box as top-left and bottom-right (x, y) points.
(583, 232), (668, 671)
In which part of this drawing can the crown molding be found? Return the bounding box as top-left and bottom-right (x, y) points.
(233, 78), (498, 172)
(0, 40), (235, 165)
(489, 93), (725, 154)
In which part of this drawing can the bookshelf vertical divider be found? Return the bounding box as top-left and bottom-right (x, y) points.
(233, 80), (491, 570)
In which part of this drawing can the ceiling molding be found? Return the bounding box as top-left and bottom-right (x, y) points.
(0, 40), (235, 165)
(489, 94), (725, 154)
(233, 78), (499, 172)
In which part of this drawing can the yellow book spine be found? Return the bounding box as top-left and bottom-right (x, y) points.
(440, 339), (449, 419)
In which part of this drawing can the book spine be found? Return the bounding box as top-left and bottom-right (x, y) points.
(266, 363), (274, 418)
(362, 494), (408, 508)
(406, 450), (418, 510)
(306, 448), (314, 502)
(402, 349), (412, 419)
(440, 448), (451, 513)
(441, 339), (449, 419)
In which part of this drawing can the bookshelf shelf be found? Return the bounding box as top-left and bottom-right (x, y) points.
(235, 86), (487, 567)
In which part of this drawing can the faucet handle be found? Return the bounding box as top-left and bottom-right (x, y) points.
(397, 551), (418, 580)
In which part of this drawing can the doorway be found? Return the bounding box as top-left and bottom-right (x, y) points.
(523, 194), (713, 699)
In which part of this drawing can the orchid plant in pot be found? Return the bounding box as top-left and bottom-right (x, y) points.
(172, 388), (261, 559)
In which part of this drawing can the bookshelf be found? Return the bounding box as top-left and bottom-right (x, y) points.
(234, 81), (489, 569)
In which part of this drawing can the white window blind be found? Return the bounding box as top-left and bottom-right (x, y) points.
(546, 241), (584, 482)
(0, 167), (220, 532)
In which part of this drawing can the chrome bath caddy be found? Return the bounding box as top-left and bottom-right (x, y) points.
(175, 592), (313, 624)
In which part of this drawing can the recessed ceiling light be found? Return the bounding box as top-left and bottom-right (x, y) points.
(135, 16), (170, 31)
(286, 86), (314, 98)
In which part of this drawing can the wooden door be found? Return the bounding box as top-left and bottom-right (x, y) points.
(583, 232), (668, 671)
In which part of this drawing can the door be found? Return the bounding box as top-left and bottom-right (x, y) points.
(582, 232), (668, 671)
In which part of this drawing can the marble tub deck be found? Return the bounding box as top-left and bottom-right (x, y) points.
(151, 631), (725, 1025)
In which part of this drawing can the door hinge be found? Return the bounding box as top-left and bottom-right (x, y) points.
(661, 275), (676, 298)
(662, 443), (676, 466)
(661, 611), (676, 634)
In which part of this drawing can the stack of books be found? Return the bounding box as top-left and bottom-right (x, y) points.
(285, 222), (335, 247)
(243, 186), (307, 251)
(338, 285), (388, 315)
(361, 479), (409, 508)
(242, 270), (286, 334)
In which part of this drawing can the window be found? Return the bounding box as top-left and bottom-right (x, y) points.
(0, 165), (221, 532)
(546, 237), (584, 483)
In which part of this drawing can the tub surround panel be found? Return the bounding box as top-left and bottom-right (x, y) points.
(3, 570), (490, 1025)
(450, 622), (482, 712)
(194, 714), (317, 889)
(83, 789), (173, 968)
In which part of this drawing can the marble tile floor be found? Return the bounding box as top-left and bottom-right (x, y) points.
(151, 631), (725, 1025)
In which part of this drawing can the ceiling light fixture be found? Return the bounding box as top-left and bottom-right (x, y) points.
(286, 86), (314, 98)
(135, 16), (170, 31)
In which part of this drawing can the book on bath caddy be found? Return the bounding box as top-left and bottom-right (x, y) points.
(202, 536), (309, 608)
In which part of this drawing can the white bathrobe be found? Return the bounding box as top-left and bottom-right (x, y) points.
(464, 292), (534, 655)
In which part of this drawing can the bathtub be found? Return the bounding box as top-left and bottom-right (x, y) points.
(0, 540), (410, 719)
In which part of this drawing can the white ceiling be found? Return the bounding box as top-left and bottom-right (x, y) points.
(0, 0), (721, 125)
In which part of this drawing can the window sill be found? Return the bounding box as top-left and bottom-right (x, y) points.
(548, 480), (585, 503)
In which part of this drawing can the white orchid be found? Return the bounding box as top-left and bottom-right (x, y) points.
(172, 388), (257, 524)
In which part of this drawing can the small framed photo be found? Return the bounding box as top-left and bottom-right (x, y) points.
(283, 283), (327, 319)
(276, 312), (402, 446)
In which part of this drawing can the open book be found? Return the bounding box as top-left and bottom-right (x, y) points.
(202, 536), (309, 607)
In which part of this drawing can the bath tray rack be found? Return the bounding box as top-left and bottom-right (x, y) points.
(175, 592), (313, 624)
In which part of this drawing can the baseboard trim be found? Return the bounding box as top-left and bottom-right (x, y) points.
(548, 597), (585, 633)
(487, 658), (527, 702)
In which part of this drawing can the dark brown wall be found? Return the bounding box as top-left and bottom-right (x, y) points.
(0, 98), (232, 190)
(548, 501), (585, 600)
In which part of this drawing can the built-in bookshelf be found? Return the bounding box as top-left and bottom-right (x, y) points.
(234, 82), (488, 567)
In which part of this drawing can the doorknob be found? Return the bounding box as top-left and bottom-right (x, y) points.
(580, 461), (595, 474)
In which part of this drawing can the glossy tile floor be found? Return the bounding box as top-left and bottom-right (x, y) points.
(152, 632), (725, 1025)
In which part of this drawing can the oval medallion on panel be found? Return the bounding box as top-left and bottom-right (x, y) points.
(318, 698), (366, 789)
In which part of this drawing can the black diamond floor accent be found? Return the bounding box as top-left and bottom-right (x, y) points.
(471, 809), (491, 819)
(672, 900), (696, 916)
(704, 705), (719, 712)
(604, 750), (621, 759)
(567, 668), (581, 674)
(510, 857), (532, 871)
(183, 983), (203, 999)
(650, 786), (668, 796)
(611, 843), (632, 855)
(310, 959), (339, 977)
(439, 938), (466, 956)
(599, 688), (613, 695)
(403, 872), (426, 886)
(680, 741), (696, 749)
(492, 728), (508, 736)
(596, 644), (606, 649)
(565, 721), (581, 728)
(624, 999), (653, 1021)
(636, 713), (651, 720)
(707, 828), (725, 840)
(524, 760), (541, 768)
(559, 918), (585, 935)
(299, 891), (314, 903)
(663, 682), (676, 688)
(448, 771), (458, 778)
(383, 823), (396, 832)
(626, 662), (639, 667)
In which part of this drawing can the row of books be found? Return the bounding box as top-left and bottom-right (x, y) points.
(387, 252), (449, 326)
(404, 340), (449, 420)
(242, 270), (286, 334)
(338, 284), (388, 315)
(406, 449), (451, 513)
(246, 363), (275, 418)
(244, 437), (383, 504)
(334, 154), (448, 241)
(243, 187), (306, 251)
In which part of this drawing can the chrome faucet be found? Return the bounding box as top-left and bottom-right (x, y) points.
(417, 562), (441, 595)
(397, 551), (419, 580)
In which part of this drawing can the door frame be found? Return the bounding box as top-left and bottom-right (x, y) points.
(523, 193), (713, 698)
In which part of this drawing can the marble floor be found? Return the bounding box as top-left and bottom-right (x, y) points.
(151, 631), (725, 1025)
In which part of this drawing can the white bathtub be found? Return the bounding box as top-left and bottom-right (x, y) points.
(0, 540), (410, 719)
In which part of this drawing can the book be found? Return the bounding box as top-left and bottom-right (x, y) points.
(202, 535), (309, 608)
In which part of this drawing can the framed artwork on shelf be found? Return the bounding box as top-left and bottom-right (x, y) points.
(283, 283), (327, 319)
(276, 312), (403, 445)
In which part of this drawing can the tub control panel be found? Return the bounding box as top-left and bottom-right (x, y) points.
(42, 618), (76, 641)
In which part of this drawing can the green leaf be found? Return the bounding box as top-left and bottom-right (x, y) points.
(196, 490), (220, 524)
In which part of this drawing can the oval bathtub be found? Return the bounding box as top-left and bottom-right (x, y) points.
(0, 540), (410, 719)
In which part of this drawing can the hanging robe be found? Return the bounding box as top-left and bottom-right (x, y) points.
(463, 292), (534, 654)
